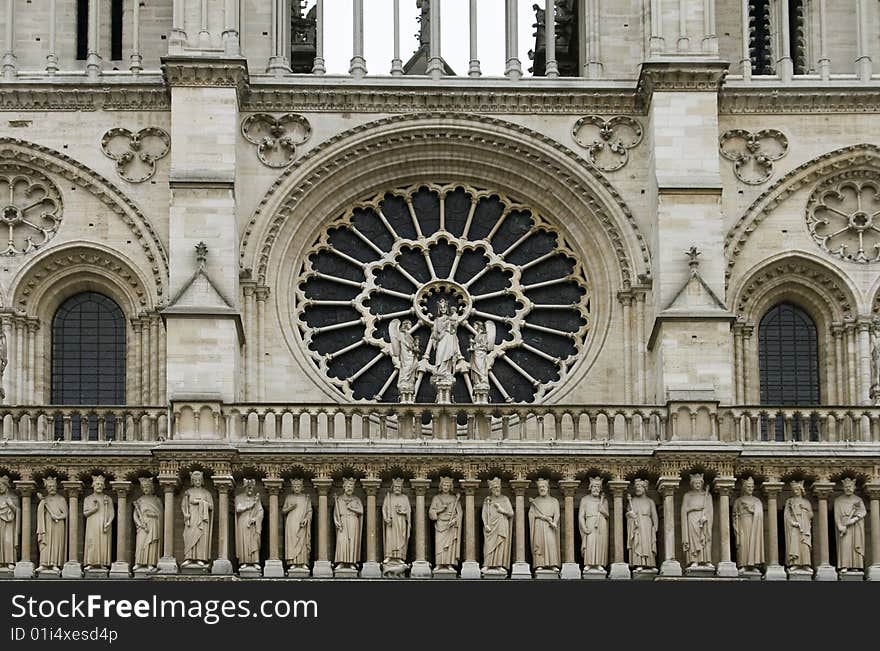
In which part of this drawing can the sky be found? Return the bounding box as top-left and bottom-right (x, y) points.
(310, 0), (547, 77)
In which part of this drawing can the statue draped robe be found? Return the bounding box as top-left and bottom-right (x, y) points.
(482, 495), (513, 569)
(784, 496), (812, 567)
(0, 492), (19, 565)
(732, 494), (764, 568)
(83, 493), (114, 566)
(681, 489), (713, 564)
(428, 493), (461, 567)
(36, 494), (67, 567)
(528, 496), (560, 569)
(382, 493), (411, 562)
(834, 494), (867, 569)
(283, 493), (312, 565)
(626, 495), (658, 568)
(333, 495), (363, 564)
(182, 487), (213, 562)
(133, 494), (162, 566)
(235, 493), (263, 565)
(579, 495), (609, 566)
(431, 314), (462, 383)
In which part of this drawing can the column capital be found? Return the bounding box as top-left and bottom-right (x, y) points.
(13, 479), (35, 496)
(158, 476), (178, 491)
(863, 481), (880, 499)
(509, 479), (531, 494)
(262, 478), (283, 495)
(212, 475), (234, 492)
(811, 481), (836, 498)
(608, 479), (630, 496)
(762, 480), (784, 496)
(409, 478), (431, 495)
(360, 478), (381, 495)
(831, 322), (846, 337)
(460, 479), (480, 495)
(61, 480), (83, 495)
(311, 477), (333, 494)
(558, 479), (580, 496)
(254, 286), (270, 301)
(656, 477), (680, 495)
(110, 481), (131, 497)
(713, 476), (736, 495)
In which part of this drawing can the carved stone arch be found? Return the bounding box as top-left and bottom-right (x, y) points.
(0, 137), (169, 303)
(729, 252), (859, 405)
(724, 144), (880, 288)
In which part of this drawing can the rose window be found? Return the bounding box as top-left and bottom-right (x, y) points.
(806, 174), (880, 263)
(295, 184), (590, 403)
(0, 165), (63, 256)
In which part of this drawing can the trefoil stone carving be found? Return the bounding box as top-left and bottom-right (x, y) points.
(572, 116), (643, 172)
(100, 127), (170, 183)
(241, 113), (311, 168)
(719, 129), (788, 185)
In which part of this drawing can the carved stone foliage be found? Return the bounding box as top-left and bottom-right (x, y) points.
(100, 127), (170, 183)
(0, 164), (62, 256)
(295, 183), (591, 404)
(572, 116), (643, 172)
(719, 129), (788, 185)
(241, 114), (311, 168)
(806, 172), (880, 263)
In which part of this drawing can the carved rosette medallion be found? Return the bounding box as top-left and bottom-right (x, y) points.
(572, 116), (643, 172)
(0, 164), (62, 256)
(806, 172), (880, 263)
(719, 129), (788, 185)
(100, 127), (170, 183)
(295, 184), (591, 403)
(241, 113), (311, 168)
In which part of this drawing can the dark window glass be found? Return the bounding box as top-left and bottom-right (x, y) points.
(788, 0), (807, 75)
(51, 292), (126, 440)
(111, 0), (124, 61)
(758, 303), (820, 441)
(76, 0), (89, 61)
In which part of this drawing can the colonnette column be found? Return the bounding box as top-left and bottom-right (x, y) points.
(410, 478), (432, 578)
(61, 480), (83, 578)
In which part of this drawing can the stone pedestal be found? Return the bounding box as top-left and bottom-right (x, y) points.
(787, 567), (813, 581)
(312, 560), (333, 578)
(382, 562), (412, 579)
(433, 566), (460, 579)
(157, 556), (179, 575)
(763, 564), (786, 581)
(867, 565), (880, 581)
(815, 564), (838, 581)
(739, 568), (763, 581)
(482, 567), (508, 579)
(13, 561), (34, 578)
(263, 559), (285, 578)
(209, 559), (231, 575)
(359, 561), (382, 578)
(609, 562), (631, 580)
(109, 561), (131, 579)
(333, 565), (359, 579)
(716, 560), (738, 578)
(535, 568), (559, 579)
(560, 562), (580, 580)
(181, 561), (210, 576)
(660, 559), (682, 577)
(61, 561), (82, 579)
(36, 567), (61, 579)
(459, 561), (479, 579)
(84, 566), (109, 579)
(632, 567), (659, 581)
(409, 560), (432, 579)
(582, 566), (607, 580)
(133, 565), (157, 579)
(287, 565), (310, 579)
(238, 564), (262, 579)
(838, 569), (864, 581)
(685, 563), (716, 578)
(511, 561), (531, 579)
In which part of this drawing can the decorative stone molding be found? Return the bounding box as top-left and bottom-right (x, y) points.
(719, 86), (880, 115)
(572, 116), (643, 172)
(0, 137), (168, 300)
(0, 82), (170, 112)
(724, 144), (880, 287)
(101, 127), (171, 183)
(0, 164), (62, 256)
(241, 112), (651, 289)
(161, 57), (249, 104)
(806, 171), (880, 263)
(719, 129), (788, 185)
(241, 114), (311, 168)
(637, 61), (729, 99)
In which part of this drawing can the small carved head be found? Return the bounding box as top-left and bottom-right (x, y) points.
(401, 319), (412, 332)
(190, 470), (204, 487)
(290, 478), (304, 493)
(342, 477), (356, 495)
(589, 476), (603, 496)
(741, 477), (755, 494)
(92, 475), (106, 492)
(689, 473), (704, 491)
(437, 298), (448, 315)
(633, 478), (649, 495)
(43, 476), (58, 494)
(139, 476), (155, 495)
(0, 475), (9, 493)
(790, 480), (805, 496)
(243, 478), (256, 494)
(391, 477), (405, 494)
(536, 478), (550, 496)
(439, 476), (453, 493)
(842, 477), (857, 494)
(488, 476), (502, 496)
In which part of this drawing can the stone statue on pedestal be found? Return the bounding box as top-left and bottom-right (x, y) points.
(382, 478), (411, 573)
(36, 477), (67, 572)
(871, 319), (880, 404)
(481, 477), (513, 576)
(784, 480), (813, 570)
(389, 319), (420, 403)
(426, 298), (466, 402)
(428, 476), (461, 571)
(733, 477), (764, 570)
(681, 473), (713, 568)
(235, 479), (263, 569)
(579, 477), (609, 569)
(835, 477), (867, 572)
(0, 476), (19, 570)
(181, 470), (213, 568)
(283, 478), (312, 569)
(133, 477), (162, 571)
(333, 478), (363, 569)
(626, 478), (657, 569)
(468, 320), (495, 402)
(528, 479), (560, 570)
(82, 475), (114, 569)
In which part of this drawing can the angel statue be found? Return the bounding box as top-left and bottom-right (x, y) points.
(468, 320), (496, 402)
(425, 298), (467, 400)
(389, 319), (420, 403)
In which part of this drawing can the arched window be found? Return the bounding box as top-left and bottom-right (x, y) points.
(76, 0), (125, 61)
(52, 292), (126, 439)
(758, 302), (820, 440)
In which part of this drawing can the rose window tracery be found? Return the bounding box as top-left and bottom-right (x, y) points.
(0, 165), (63, 256)
(806, 173), (880, 263)
(295, 184), (591, 403)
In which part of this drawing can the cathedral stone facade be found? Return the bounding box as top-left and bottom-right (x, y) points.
(0, 0), (878, 581)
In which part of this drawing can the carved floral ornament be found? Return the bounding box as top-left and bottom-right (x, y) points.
(719, 129), (788, 185)
(100, 127), (170, 183)
(241, 113), (311, 168)
(806, 172), (880, 263)
(571, 116), (643, 172)
(0, 164), (62, 256)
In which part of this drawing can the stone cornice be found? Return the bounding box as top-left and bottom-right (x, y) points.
(637, 59), (729, 99)
(0, 80), (169, 111)
(161, 56), (249, 104)
(720, 83), (880, 114)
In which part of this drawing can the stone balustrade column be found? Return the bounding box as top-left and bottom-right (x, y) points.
(657, 477), (682, 576)
(390, 0), (403, 75)
(510, 479), (531, 579)
(157, 477), (177, 573)
(13, 481), (35, 577)
(866, 482), (880, 581)
(608, 480), (631, 580)
(460, 479), (480, 579)
(267, 0), (290, 74)
(812, 481), (838, 581)
(558, 480), (580, 579)
(544, 0), (558, 78)
(129, 0), (142, 73)
(46, 0), (58, 73)
(426, 0), (443, 79)
(61, 481), (82, 578)
(349, 0), (367, 77)
(714, 477), (738, 577)
(312, 478), (333, 577)
(468, 0), (480, 77)
(312, 0), (325, 74)
(503, 0), (522, 80)
(2, 0), (16, 80)
(263, 478), (284, 577)
(211, 476), (233, 575)
(762, 481), (786, 580)
(856, 0), (873, 81)
(110, 481), (131, 578)
(86, 0), (102, 79)
(410, 478), (432, 578)
(360, 478), (381, 578)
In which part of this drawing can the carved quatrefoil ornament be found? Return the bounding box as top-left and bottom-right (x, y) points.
(241, 113), (311, 168)
(806, 172), (880, 263)
(0, 164), (63, 256)
(572, 116), (643, 172)
(100, 127), (170, 183)
(719, 129), (788, 185)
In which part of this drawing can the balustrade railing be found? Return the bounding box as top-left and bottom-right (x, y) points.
(0, 406), (167, 443)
